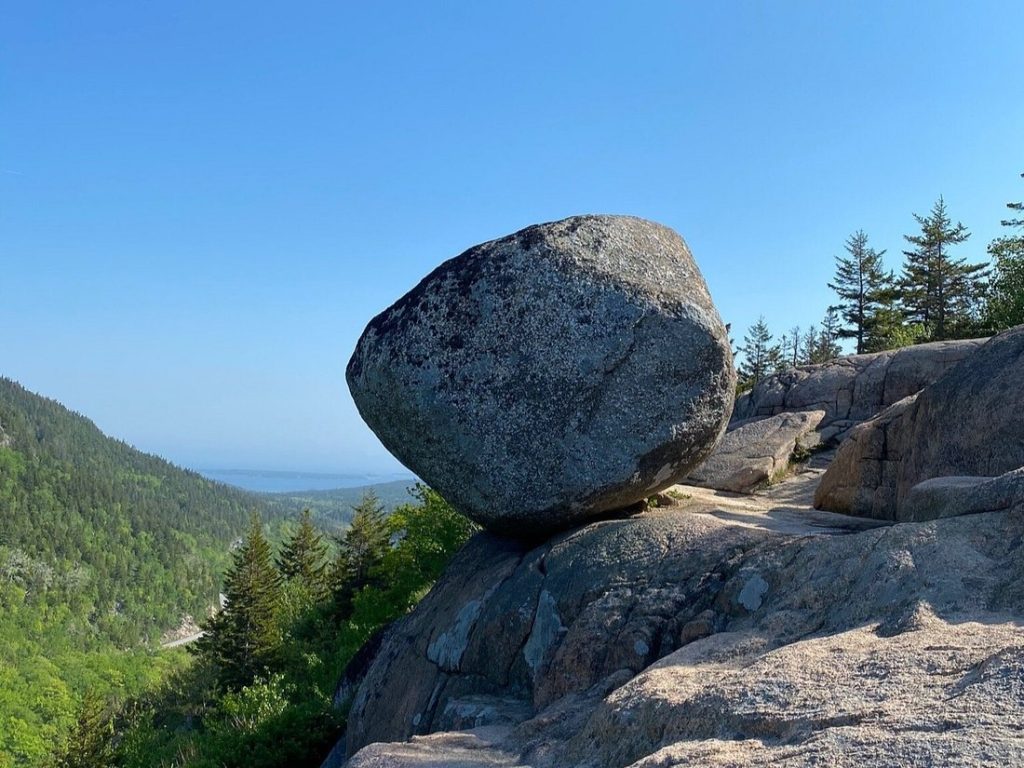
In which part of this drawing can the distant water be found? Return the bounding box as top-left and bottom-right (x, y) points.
(198, 468), (414, 494)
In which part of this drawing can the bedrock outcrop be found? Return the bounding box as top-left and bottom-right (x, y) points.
(815, 325), (1024, 521)
(732, 337), (984, 438)
(686, 410), (825, 493)
(347, 215), (734, 535)
(339, 480), (1024, 768)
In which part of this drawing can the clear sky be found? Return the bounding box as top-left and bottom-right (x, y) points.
(2, 2), (1022, 474)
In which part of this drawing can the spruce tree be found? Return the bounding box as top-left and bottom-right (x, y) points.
(276, 509), (329, 599)
(330, 492), (390, 617)
(985, 172), (1024, 331)
(55, 691), (114, 768)
(737, 317), (780, 391)
(785, 326), (801, 368)
(800, 324), (818, 365)
(828, 230), (894, 353)
(192, 513), (283, 689)
(816, 308), (843, 362)
(901, 197), (987, 340)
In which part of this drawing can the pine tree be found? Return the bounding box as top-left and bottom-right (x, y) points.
(901, 197), (987, 340)
(828, 230), (894, 353)
(192, 513), (283, 689)
(330, 492), (391, 618)
(275, 509), (329, 599)
(736, 317), (780, 391)
(985, 172), (1024, 331)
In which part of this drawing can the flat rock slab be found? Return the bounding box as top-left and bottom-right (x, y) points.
(347, 215), (735, 536)
(686, 410), (825, 493)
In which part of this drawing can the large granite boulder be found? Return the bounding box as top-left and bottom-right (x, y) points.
(686, 410), (825, 493)
(340, 488), (1024, 767)
(732, 338), (984, 438)
(347, 215), (735, 535)
(816, 325), (1024, 521)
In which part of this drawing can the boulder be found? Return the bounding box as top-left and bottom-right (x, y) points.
(732, 338), (984, 435)
(340, 489), (1024, 767)
(687, 410), (825, 493)
(347, 215), (735, 535)
(816, 326), (1024, 520)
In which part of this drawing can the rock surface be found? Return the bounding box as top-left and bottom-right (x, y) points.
(686, 410), (825, 493)
(900, 468), (1024, 521)
(812, 395), (919, 518)
(346, 216), (735, 535)
(732, 338), (984, 437)
(816, 326), (1024, 520)
(339, 462), (1024, 767)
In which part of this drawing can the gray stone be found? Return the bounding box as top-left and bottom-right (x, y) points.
(737, 574), (769, 611)
(816, 325), (1024, 521)
(341, 467), (1024, 768)
(346, 215), (735, 535)
(732, 338), (984, 431)
(687, 410), (825, 493)
(813, 395), (919, 518)
(900, 468), (1024, 522)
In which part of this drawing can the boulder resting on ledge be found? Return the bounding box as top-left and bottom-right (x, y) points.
(347, 215), (735, 536)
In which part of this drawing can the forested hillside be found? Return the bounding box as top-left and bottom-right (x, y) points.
(0, 377), (269, 642)
(0, 377), (273, 765)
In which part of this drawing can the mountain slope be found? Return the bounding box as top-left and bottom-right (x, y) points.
(0, 377), (290, 764)
(0, 376), (273, 644)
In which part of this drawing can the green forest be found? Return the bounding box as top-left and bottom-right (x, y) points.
(735, 176), (1024, 390)
(0, 378), (282, 765)
(0, 375), (473, 766)
(57, 489), (475, 768)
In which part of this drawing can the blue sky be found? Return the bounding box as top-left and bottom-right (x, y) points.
(2, 2), (1022, 473)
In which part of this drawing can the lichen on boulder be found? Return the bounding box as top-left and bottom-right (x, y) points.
(347, 215), (735, 535)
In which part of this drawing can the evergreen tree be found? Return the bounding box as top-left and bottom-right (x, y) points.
(800, 323), (818, 364)
(900, 197), (987, 340)
(736, 316), (780, 391)
(193, 513), (283, 689)
(828, 230), (894, 353)
(275, 509), (329, 599)
(55, 691), (115, 768)
(985, 172), (1024, 331)
(785, 326), (801, 368)
(816, 308), (843, 362)
(330, 492), (391, 617)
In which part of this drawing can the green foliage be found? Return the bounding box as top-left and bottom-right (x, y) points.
(828, 230), (896, 354)
(110, 486), (475, 768)
(736, 316), (779, 391)
(901, 197), (987, 340)
(275, 510), (329, 601)
(0, 378), (274, 766)
(192, 515), (283, 690)
(54, 690), (115, 768)
(329, 492), (391, 617)
(984, 173), (1024, 332)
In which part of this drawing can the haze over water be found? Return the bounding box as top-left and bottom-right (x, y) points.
(198, 468), (415, 494)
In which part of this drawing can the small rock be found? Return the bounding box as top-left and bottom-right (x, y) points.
(679, 610), (718, 645)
